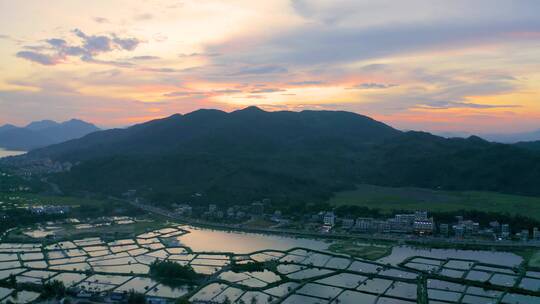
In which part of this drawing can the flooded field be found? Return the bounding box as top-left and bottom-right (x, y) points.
(176, 225), (331, 253)
(0, 225), (539, 303)
(379, 246), (523, 267)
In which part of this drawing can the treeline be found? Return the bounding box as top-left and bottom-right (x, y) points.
(332, 205), (540, 232)
(149, 260), (200, 285)
(0, 209), (66, 235)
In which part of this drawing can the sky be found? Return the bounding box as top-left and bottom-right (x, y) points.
(1, 0), (540, 134)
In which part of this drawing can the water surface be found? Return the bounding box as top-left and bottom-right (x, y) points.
(176, 226), (331, 254)
(0, 148), (25, 158)
(378, 245), (522, 266)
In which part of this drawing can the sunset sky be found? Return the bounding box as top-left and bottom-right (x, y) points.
(1, 0), (540, 134)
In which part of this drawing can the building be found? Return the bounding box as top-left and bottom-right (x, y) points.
(341, 217), (355, 229)
(534, 227), (540, 240)
(251, 202), (264, 216)
(323, 212), (336, 226)
(454, 225), (465, 238)
(489, 221), (501, 233)
(521, 229), (529, 242)
(28, 205), (70, 215)
(174, 204), (192, 216)
(354, 218), (373, 232)
(414, 217), (435, 234)
(373, 220), (391, 233)
(227, 207), (235, 218)
(415, 211), (428, 221)
(501, 224), (510, 239)
(439, 223), (449, 236)
(208, 204), (217, 213)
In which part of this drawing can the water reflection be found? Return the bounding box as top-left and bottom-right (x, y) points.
(378, 245), (522, 266)
(176, 226), (330, 253)
(0, 148), (25, 158)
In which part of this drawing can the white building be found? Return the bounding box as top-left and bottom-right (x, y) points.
(323, 212), (336, 226)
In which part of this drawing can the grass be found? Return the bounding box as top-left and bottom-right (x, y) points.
(328, 184), (540, 221)
(328, 241), (392, 260)
(527, 250), (540, 268)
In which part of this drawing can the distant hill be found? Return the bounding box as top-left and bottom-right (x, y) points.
(7, 107), (540, 204)
(0, 119), (100, 150)
(436, 129), (540, 143)
(481, 129), (540, 143)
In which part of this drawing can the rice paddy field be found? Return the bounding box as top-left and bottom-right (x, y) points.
(1, 224), (540, 303)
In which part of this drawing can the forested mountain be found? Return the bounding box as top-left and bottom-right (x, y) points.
(0, 119), (100, 150)
(8, 107), (540, 204)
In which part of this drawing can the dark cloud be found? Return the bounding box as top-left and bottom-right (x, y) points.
(112, 35), (140, 51)
(207, 2), (540, 68)
(93, 17), (110, 24)
(15, 51), (58, 65)
(212, 89), (242, 94)
(73, 29), (113, 53)
(141, 67), (183, 73)
(249, 88), (286, 93)
(129, 55), (161, 61)
(46, 38), (67, 48)
(349, 83), (398, 89)
(288, 81), (325, 86)
(16, 29), (141, 66)
(358, 63), (390, 72)
(234, 65), (288, 75)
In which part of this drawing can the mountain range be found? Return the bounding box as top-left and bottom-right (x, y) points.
(437, 129), (540, 143)
(0, 119), (100, 151)
(6, 107), (540, 204)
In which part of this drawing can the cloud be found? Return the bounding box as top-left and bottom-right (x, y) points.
(16, 29), (141, 66)
(164, 88), (243, 98)
(348, 83), (398, 89)
(414, 101), (521, 110)
(15, 51), (59, 65)
(129, 55), (161, 61)
(212, 89), (242, 94)
(288, 81), (325, 86)
(249, 88), (286, 93)
(134, 13), (153, 21)
(178, 52), (220, 58)
(206, 1), (540, 68)
(141, 67), (183, 73)
(233, 65), (288, 75)
(93, 17), (110, 24)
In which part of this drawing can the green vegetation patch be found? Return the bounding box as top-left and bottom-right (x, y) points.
(527, 250), (540, 268)
(149, 260), (200, 285)
(329, 184), (540, 221)
(328, 241), (391, 260)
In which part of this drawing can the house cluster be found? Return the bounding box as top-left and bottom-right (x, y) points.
(319, 210), (436, 235)
(437, 217), (513, 240)
(175, 200), (269, 221)
(27, 205), (70, 215)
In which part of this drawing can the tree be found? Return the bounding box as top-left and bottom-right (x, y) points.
(41, 280), (66, 299)
(127, 290), (146, 304)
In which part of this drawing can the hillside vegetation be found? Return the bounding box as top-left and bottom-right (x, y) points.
(5, 107), (540, 205)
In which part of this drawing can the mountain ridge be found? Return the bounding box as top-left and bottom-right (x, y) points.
(6, 107), (540, 204)
(0, 119), (100, 151)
